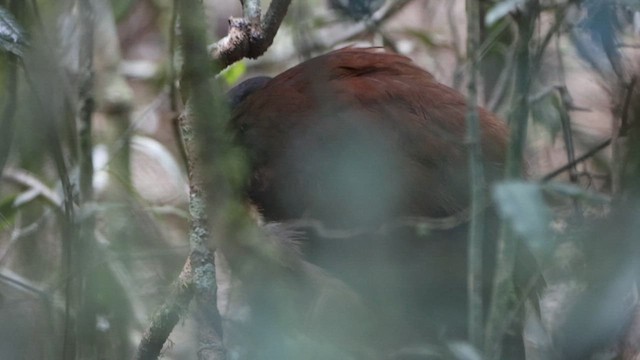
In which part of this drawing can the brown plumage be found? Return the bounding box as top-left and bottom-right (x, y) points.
(230, 47), (508, 227)
(225, 48), (522, 358)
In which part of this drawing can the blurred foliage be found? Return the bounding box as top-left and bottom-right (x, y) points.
(1, 0), (640, 359)
(110, 0), (136, 21)
(0, 194), (18, 231)
(221, 60), (247, 86)
(493, 181), (553, 253)
(329, 0), (386, 20)
(485, 0), (527, 26)
(0, 4), (27, 56)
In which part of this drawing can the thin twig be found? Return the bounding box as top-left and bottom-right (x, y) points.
(134, 259), (195, 360)
(485, 2), (539, 359)
(558, 87), (579, 183)
(487, 44), (516, 112)
(542, 77), (636, 182)
(0, 268), (49, 299)
(465, 0), (486, 348)
(532, 1), (572, 75)
(542, 139), (611, 182)
(1, 168), (63, 208)
(168, 0), (189, 169)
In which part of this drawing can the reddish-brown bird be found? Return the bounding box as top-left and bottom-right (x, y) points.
(225, 48), (518, 358)
(229, 47), (508, 227)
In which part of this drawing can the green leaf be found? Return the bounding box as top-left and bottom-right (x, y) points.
(0, 5), (28, 57)
(110, 0), (136, 21)
(222, 61), (247, 86)
(492, 181), (552, 250)
(0, 194), (18, 231)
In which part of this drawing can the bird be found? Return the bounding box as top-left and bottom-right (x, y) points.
(228, 47), (508, 228)
(224, 47), (522, 358)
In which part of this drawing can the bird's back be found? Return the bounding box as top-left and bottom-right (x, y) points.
(231, 47), (508, 226)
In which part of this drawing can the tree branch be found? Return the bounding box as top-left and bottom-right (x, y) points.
(134, 260), (195, 360)
(208, 0), (292, 70)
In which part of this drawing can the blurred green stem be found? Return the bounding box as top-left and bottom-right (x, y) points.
(177, 0), (231, 355)
(484, 1), (538, 359)
(73, 0), (98, 358)
(465, 0), (485, 351)
(0, 55), (17, 186)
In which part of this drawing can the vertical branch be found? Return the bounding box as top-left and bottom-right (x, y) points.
(242, 0), (261, 25)
(178, 108), (226, 358)
(134, 262), (195, 360)
(0, 52), (18, 182)
(74, 0), (98, 358)
(35, 4), (80, 359)
(179, 0), (253, 249)
(485, 1), (538, 359)
(169, 0), (189, 170)
(177, 0), (232, 357)
(611, 78), (634, 196)
(261, 0), (291, 44)
(504, 7), (536, 179)
(77, 2), (95, 212)
(465, 0), (485, 351)
(557, 88), (578, 184)
(136, 0), (290, 353)
(619, 78), (637, 188)
(175, 0), (221, 267)
(58, 63), (78, 360)
(134, 113), (226, 358)
(168, 0), (179, 114)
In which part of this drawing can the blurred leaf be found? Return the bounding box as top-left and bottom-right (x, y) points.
(0, 5), (27, 57)
(482, 18), (513, 57)
(448, 341), (482, 360)
(530, 91), (562, 140)
(523, 302), (555, 359)
(110, 0), (136, 21)
(0, 194), (18, 231)
(485, 0), (526, 26)
(415, 222), (432, 237)
(131, 135), (185, 183)
(388, 344), (443, 358)
(222, 61), (247, 86)
(542, 182), (611, 204)
(492, 181), (552, 250)
(618, 0), (640, 11)
(329, 0), (386, 21)
(403, 28), (451, 50)
(8, 169), (62, 208)
(571, 0), (621, 77)
(127, 135), (188, 205)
